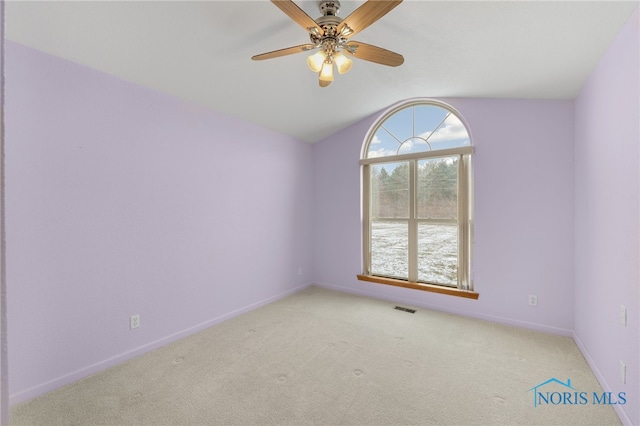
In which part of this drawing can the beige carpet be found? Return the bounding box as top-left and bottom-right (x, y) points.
(10, 286), (620, 425)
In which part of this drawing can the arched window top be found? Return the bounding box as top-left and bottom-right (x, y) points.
(363, 100), (471, 159)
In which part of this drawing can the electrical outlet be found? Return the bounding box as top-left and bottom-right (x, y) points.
(130, 314), (140, 330)
(620, 305), (627, 326)
(528, 295), (537, 307)
(620, 360), (626, 384)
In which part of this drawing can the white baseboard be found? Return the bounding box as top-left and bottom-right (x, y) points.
(314, 281), (574, 336)
(10, 282), (312, 406)
(572, 332), (632, 426)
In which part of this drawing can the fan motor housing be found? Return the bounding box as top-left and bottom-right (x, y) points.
(313, 0), (342, 40)
(315, 15), (341, 36)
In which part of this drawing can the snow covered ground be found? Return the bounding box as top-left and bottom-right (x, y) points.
(371, 221), (457, 286)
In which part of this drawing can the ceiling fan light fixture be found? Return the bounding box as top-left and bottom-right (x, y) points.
(333, 52), (352, 74)
(319, 59), (334, 83)
(307, 50), (327, 72)
(318, 59), (334, 87)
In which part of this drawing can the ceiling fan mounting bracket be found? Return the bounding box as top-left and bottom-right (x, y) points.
(319, 1), (340, 17)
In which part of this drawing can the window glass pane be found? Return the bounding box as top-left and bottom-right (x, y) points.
(417, 157), (458, 220)
(429, 114), (470, 149)
(371, 221), (408, 279)
(398, 137), (431, 155)
(371, 162), (409, 219)
(418, 223), (458, 286)
(414, 105), (450, 137)
(368, 130), (400, 158)
(365, 104), (470, 158)
(379, 107), (413, 143)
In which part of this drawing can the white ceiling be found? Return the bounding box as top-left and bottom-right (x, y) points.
(6, 0), (639, 143)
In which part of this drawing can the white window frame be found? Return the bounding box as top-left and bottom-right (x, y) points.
(359, 100), (475, 296)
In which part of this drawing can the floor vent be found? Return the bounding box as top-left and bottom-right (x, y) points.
(394, 306), (416, 314)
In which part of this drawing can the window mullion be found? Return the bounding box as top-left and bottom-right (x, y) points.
(408, 160), (418, 282)
(457, 155), (468, 290)
(363, 164), (371, 275)
(463, 155), (473, 291)
(467, 155), (474, 290)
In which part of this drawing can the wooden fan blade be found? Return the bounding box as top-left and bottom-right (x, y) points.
(271, 0), (324, 36)
(252, 44), (316, 61)
(337, 0), (402, 39)
(344, 41), (404, 66)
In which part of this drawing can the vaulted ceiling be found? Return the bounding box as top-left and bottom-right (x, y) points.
(6, 1), (639, 143)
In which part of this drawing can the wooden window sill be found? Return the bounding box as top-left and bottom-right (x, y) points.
(357, 274), (479, 300)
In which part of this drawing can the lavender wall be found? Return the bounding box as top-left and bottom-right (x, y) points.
(313, 98), (576, 334)
(574, 8), (639, 426)
(0, 1), (8, 423)
(5, 41), (314, 403)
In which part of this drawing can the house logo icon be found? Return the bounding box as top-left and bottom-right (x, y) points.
(527, 378), (577, 408)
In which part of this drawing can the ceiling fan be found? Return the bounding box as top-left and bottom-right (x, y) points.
(252, 0), (404, 87)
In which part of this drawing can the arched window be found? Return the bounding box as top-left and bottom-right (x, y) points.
(358, 100), (476, 298)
